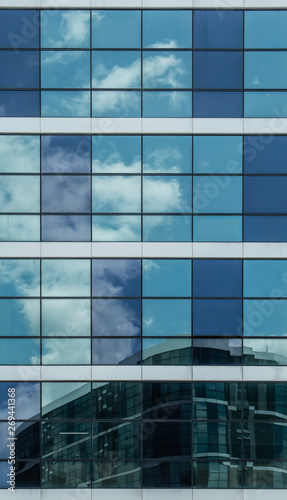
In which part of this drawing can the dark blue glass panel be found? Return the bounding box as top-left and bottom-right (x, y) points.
(143, 382), (191, 419)
(193, 260), (242, 297)
(41, 215), (91, 241)
(92, 299), (141, 336)
(41, 135), (91, 173)
(92, 260), (141, 297)
(193, 10), (243, 49)
(244, 216), (287, 242)
(244, 177), (287, 214)
(244, 422), (287, 459)
(193, 339), (242, 365)
(193, 52), (243, 89)
(193, 299), (242, 336)
(92, 338), (141, 365)
(193, 421), (241, 459)
(0, 52), (39, 88)
(93, 461), (141, 487)
(194, 461), (242, 488)
(41, 176), (91, 213)
(0, 10), (39, 49)
(193, 92), (243, 118)
(143, 422), (191, 458)
(143, 462), (192, 488)
(93, 422), (141, 459)
(0, 91), (40, 117)
(244, 136), (287, 174)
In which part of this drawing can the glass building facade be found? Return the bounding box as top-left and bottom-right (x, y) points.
(0, 2), (287, 499)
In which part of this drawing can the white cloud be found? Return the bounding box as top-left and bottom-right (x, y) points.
(147, 39), (178, 49)
(42, 299), (90, 337)
(92, 176), (141, 212)
(93, 300), (140, 337)
(93, 216), (140, 242)
(93, 11), (105, 27)
(92, 59), (141, 88)
(144, 147), (183, 173)
(52, 11), (90, 48)
(0, 383), (40, 420)
(93, 151), (141, 173)
(42, 338), (90, 365)
(142, 260), (160, 275)
(143, 177), (188, 212)
(0, 136), (39, 173)
(0, 260), (39, 297)
(42, 91), (90, 118)
(143, 53), (186, 88)
(42, 260), (90, 297)
(0, 176), (39, 213)
(93, 90), (140, 115)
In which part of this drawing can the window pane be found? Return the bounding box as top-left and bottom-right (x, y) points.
(42, 51), (90, 89)
(42, 338), (91, 365)
(0, 382), (40, 420)
(93, 461), (141, 488)
(193, 338), (242, 365)
(193, 382), (241, 420)
(244, 382), (287, 421)
(92, 176), (141, 213)
(193, 136), (242, 174)
(143, 11), (192, 49)
(0, 52), (39, 89)
(244, 216), (287, 242)
(42, 90), (90, 117)
(143, 461), (191, 488)
(143, 91), (192, 118)
(92, 259), (141, 297)
(194, 461), (242, 488)
(0, 176), (39, 213)
(92, 215), (141, 242)
(244, 339), (287, 366)
(244, 300), (287, 337)
(92, 51), (140, 89)
(142, 338), (192, 365)
(42, 382), (91, 420)
(244, 422), (287, 459)
(92, 135), (141, 174)
(193, 421), (241, 459)
(0, 136), (39, 173)
(142, 299), (191, 336)
(41, 176), (90, 213)
(42, 461), (91, 488)
(193, 176), (242, 214)
(0, 422), (40, 459)
(143, 215), (192, 242)
(193, 216), (242, 242)
(143, 422), (191, 458)
(244, 136), (287, 174)
(244, 177), (287, 214)
(0, 299), (39, 336)
(0, 259), (40, 297)
(193, 91), (243, 118)
(143, 136), (192, 174)
(92, 91), (141, 118)
(244, 461), (287, 488)
(244, 92), (287, 118)
(93, 422), (141, 459)
(92, 382), (141, 419)
(42, 422), (91, 459)
(143, 176), (192, 213)
(244, 260), (287, 298)
(143, 260), (191, 297)
(143, 382), (191, 420)
(193, 52), (243, 89)
(245, 52), (287, 89)
(92, 299), (141, 337)
(42, 299), (90, 337)
(193, 260), (242, 297)
(193, 10), (243, 49)
(42, 215), (91, 242)
(193, 299), (242, 336)
(0, 215), (40, 241)
(0, 10), (39, 49)
(92, 338), (141, 365)
(0, 339), (40, 364)
(41, 10), (90, 48)
(143, 52), (192, 89)
(245, 11), (287, 48)
(0, 91), (40, 117)
(42, 259), (90, 297)
(42, 135), (90, 174)
(92, 10), (141, 49)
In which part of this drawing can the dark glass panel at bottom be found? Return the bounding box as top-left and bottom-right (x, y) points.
(0, 91), (40, 117)
(92, 338), (141, 365)
(42, 215), (91, 242)
(93, 422), (141, 460)
(42, 461), (91, 488)
(143, 461), (192, 488)
(142, 338), (192, 365)
(193, 461), (242, 488)
(244, 461), (287, 488)
(15, 462), (40, 488)
(244, 216), (287, 242)
(193, 339), (242, 365)
(93, 461), (141, 488)
(193, 91), (243, 118)
(143, 382), (192, 420)
(143, 422), (191, 459)
(244, 422), (287, 460)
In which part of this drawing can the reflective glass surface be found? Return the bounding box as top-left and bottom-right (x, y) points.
(193, 10), (243, 49)
(92, 299), (141, 337)
(0, 52), (39, 89)
(143, 136), (192, 174)
(41, 10), (90, 48)
(142, 299), (191, 336)
(143, 260), (191, 297)
(92, 260), (141, 297)
(92, 136), (141, 174)
(42, 260), (90, 297)
(0, 10), (39, 49)
(41, 176), (90, 213)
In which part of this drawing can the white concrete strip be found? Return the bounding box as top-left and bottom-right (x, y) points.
(1, 1), (287, 8)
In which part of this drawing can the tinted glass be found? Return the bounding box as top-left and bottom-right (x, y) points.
(142, 299), (191, 336)
(93, 461), (141, 488)
(92, 260), (141, 297)
(42, 339), (90, 365)
(244, 216), (287, 242)
(193, 421), (241, 459)
(92, 299), (141, 337)
(92, 10), (141, 49)
(193, 136), (242, 174)
(92, 51), (141, 89)
(244, 300), (287, 337)
(245, 11), (287, 48)
(0, 10), (39, 49)
(193, 91), (243, 118)
(0, 91), (40, 117)
(0, 259), (40, 297)
(244, 383), (287, 421)
(93, 422), (141, 459)
(92, 135), (141, 174)
(244, 136), (287, 174)
(143, 51), (192, 89)
(92, 338), (141, 365)
(0, 136), (39, 173)
(143, 382), (191, 419)
(41, 90), (90, 118)
(92, 382), (141, 419)
(244, 92), (287, 118)
(41, 10), (90, 48)
(245, 52), (287, 89)
(0, 382), (40, 420)
(143, 215), (192, 242)
(42, 421), (91, 459)
(42, 461), (91, 488)
(244, 422), (287, 459)
(0, 215), (40, 242)
(42, 215), (91, 242)
(193, 382), (241, 420)
(0, 175), (39, 213)
(245, 176), (287, 213)
(194, 461), (242, 488)
(92, 215), (141, 242)
(193, 52), (243, 89)
(42, 135), (90, 173)
(193, 10), (243, 49)
(0, 52), (39, 88)
(41, 176), (90, 213)
(42, 382), (91, 420)
(42, 260), (90, 297)
(143, 11), (192, 48)
(143, 422), (191, 458)
(142, 338), (192, 365)
(143, 176), (192, 213)
(143, 91), (192, 118)
(92, 176), (141, 213)
(193, 299), (242, 336)
(143, 260), (191, 297)
(193, 260), (242, 297)
(193, 216), (242, 242)
(193, 338), (242, 365)
(193, 176), (242, 214)
(0, 299), (40, 336)
(143, 136), (192, 174)
(244, 260), (287, 297)
(244, 339), (287, 366)
(93, 91), (141, 118)
(42, 299), (90, 337)
(243, 461), (287, 489)
(0, 339), (40, 364)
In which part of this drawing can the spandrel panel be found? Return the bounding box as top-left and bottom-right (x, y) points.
(92, 91), (141, 118)
(193, 176), (242, 214)
(42, 215), (91, 242)
(0, 339), (40, 364)
(243, 383), (287, 421)
(143, 461), (192, 488)
(143, 176), (192, 213)
(0, 10), (39, 49)
(193, 260), (242, 298)
(93, 421), (141, 460)
(42, 135), (90, 174)
(0, 136), (39, 173)
(0, 259), (40, 297)
(93, 461), (141, 488)
(0, 382), (40, 420)
(143, 259), (191, 298)
(92, 338), (141, 365)
(0, 298), (40, 336)
(92, 51), (141, 89)
(41, 90), (90, 118)
(0, 51), (39, 89)
(142, 299), (191, 336)
(92, 299), (141, 337)
(92, 259), (141, 297)
(92, 381), (141, 419)
(92, 10), (141, 49)
(143, 382), (192, 420)
(92, 215), (141, 242)
(92, 176), (141, 213)
(143, 11), (192, 49)
(41, 176), (90, 213)
(143, 136), (192, 174)
(193, 51), (243, 90)
(142, 338), (192, 365)
(42, 339), (91, 365)
(41, 10), (90, 48)
(42, 259), (90, 297)
(0, 176), (40, 213)
(244, 339), (287, 366)
(143, 422), (191, 458)
(143, 91), (192, 118)
(193, 10), (243, 49)
(42, 382), (91, 420)
(244, 300), (287, 337)
(193, 421), (241, 459)
(41, 51), (90, 89)
(143, 51), (192, 89)
(42, 461), (91, 488)
(143, 215), (192, 242)
(42, 421), (91, 459)
(193, 461), (242, 488)
(193, 382), (241, 420)
(42, 299), (90, 337)
(193, 299), (242, 336)
(92, 135), (141, 174)
(193, 136), (242, 174)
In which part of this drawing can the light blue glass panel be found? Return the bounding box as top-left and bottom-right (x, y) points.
(245, 52), (287, 89)
(142, 260), (191, 297)
(244, 300), (287, 337)
(42, 91), (90, 117)
(42, 215), (91, 242)
(143, 11), (192, 48)
(42, 259), (90, 297)
(92, 10), (141, 49)
(0, 136), (39, 173)
(193, 216), (242, 242)
(92, 51), (140, 89)
(142, 338), (192, 365)
(41, 51), (90, 89)
(92, 91), (141, 118)
(92, 176), (141, 213)
(42, 299), (90, 337)
(0, 299), (40, 336)
(0, 259), (40, 297)
(0, 215), (40, 241)
(143, 51), (192, 89)
(143, 299), (191, 336)
(41, 10), (90, 48)
(42, 338), (90, 365)
(92, 215), (141, 241)
(92, 136), (141, 174)
(143, 215), (192, 242)
(143, 136), (192, 173)
(143, 176), (192, 213)
(244, 339), (287, 366)
(245, 92), (287, 118)
(193, 176), (242, 213)
(0, 176), (39, 213)
(245, 11), (287, 49)
(143, 91), (192, 118)
(193, 136), (242, 173)
(0, 339), (40, 364)
(244, 260), (287, 298)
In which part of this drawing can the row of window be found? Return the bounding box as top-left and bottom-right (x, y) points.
(2, 10), (287, 50)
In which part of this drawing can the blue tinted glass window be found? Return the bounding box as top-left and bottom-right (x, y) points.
(245, 52), (287, 89)
(245, 11), (287, 49)
(193, 92), (243, 118)
(193, 338), (242, 365)
(0, 52), (39, 88)
(194, 136), (242, 174)
(143, 176), (192, 213)
(0, 91), (40, 117)
(244, 339), (287, 366)
(244, 216), (287, 242)
(142, 338), (192, 365)
(0, 176), (40, 213)
(0, 215), (40, 242)
(92, 299), (141, 337)
(0, 10), (39, 49)
(42, 299), (90, 337)
(0, 339), (40, 364)
(143, 260), (191, 298)
(193, 299), (242, 336)
(244, 261), (287, 298)
(42, 135), (90, 173)
(193, 216), (242, 242)
(0, 299), (40, 337)
(92, 51), (141, 89)
(0, 136), (39, 173)
(42, 260), (90, 297)
(41, 51), (90, 89)
(0, 382), (40, 420)
(193, 52), (243, 89)
(93, 135), (141, 174)
(92, 338), (141, 365)
(143, 51), (192, 89)
(92, 91), (141, 118)
(244, 300), (287, 337)
(193, 10), (243, 49)
(143, 299), (191, 336)
(42, 215), (91, 242)
(92, 215), (141, 242)
(41, 91), (90, 117)
(244, 136), (287, 174)
(41, 176), (90, 213)
(92, 10), (141, 49)
(244, 177), (287, 214)
(92, 260), (141, 297)
(143, 215), (192, 242)
(92, 176), (141, 213)
(143, 136), (192, 174)
(143, 11), (192, 49)
(193, 260), (242, 297)
(143, 91), (192, 118)
(41, 10), (90, 48)
(244, 92), (287, 118)
(42, 339), (90, 365)
(0, 259), (40, 297)
(193, 176), (242, 214)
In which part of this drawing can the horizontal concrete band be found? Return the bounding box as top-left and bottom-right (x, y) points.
(0, 490), (286, 500)
(2, 1), (287, 9)
(0, 118), (287, 135)
(2, 365), (287, 382)
(1, 242), (287, 259)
